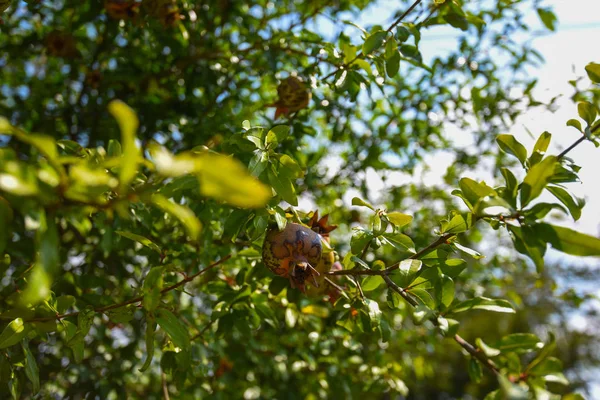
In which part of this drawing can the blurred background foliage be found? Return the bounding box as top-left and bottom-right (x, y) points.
(0, 0), (599, 399)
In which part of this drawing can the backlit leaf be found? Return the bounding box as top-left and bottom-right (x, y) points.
(151, 194), (202, 241)
(108, 100), (140, 192)
(198, 153), (272, 208)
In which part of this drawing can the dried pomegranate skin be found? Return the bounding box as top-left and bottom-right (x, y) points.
(262, 223), (322, 282)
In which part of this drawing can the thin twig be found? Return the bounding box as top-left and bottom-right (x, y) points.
(161, 372), (171, 400)
(386, 0), (424, 33)
(384, 273), (499, 375)
(557, 136), (586, 160)
(322, 0), (424, 81)
(454, 334), (499, 375)
(190, 319), (217, 342)
(557, 123), (598, 160)
(327, 232), (455, 277)
(17, 256), (232, 322)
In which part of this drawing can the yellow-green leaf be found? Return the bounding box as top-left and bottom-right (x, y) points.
(386, 211), (412, 228)
(520, 156), (558, 207)
(116, 231), (162, 253)
(585, 62), (600, 83)
(496, 134), (527, 165)
(197, 153), (271, 208)
(108, 100), (140, 192)
(0, 318), (28, 349)
(151, 194), (202, 241)
(149, 144), (197, 177)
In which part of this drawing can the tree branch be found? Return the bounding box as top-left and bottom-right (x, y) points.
(384, 273), (499, 375)
(322, 0), (424, 81)
(327, 232), (455, 277)
(20, 256), (232, 323)
(557, 122), (599, 160)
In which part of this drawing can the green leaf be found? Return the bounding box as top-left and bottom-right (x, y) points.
(530, 357), (563, 376)
(151, 194), (202, 241)
(265, 125), (291, 147)
(566, 119), (583, 132)
(577, 101), (597, 126)
(21, 340), (40, 394)
(537, 8), (557, 31)
(520, 156), (558, 207)
(0, 197), (13, 255)
(384, 36), (397, 59)
(56, 295), (76, 314)
(350, 228), (373, 255)
(500, 168), (518, 207)
(156, 308), (190, 350)
(21, 211), (59, 306)
(534, 223), (600, 256)
(399, 44), (421, 63)
(149, 144), (198, 177)
(529, 131), (552, 165)
(395, 26), (410, 42)
(352, 59), (373, 76)
(468, 358), (482, 383)
(267, 166), (297, 206)
(496, 134), (527, 165)
(412, 302), (434, 323)
(526, 333), (556, 373)
(107, 139), (122, 157)
(361, 276), (383, 292)
(435, 274), (455, 309)
(438, 259), (466, 278)
(385, 211), (412, 228)
(496, 333), (542, 353)
(459, 178), (497, 207)
(362, 30), (387, 55)
(394, 259), (422, 287)
(444, 12), (468, 31)
(546, 185), (584, 221)
(0, 318), (28, 349)
(106, 305), (137, 324)
(585, 62), (600, 83)
(523, 202), (567, 220)
(248, 151), (268, 177)
(139, 316), (156, 372)
(441, 214), (467, 234)
(116, 231), (162, 253)
(198, 153), (272, 208)
(449, 297), (515, 315)
(365, 299), (382, 329)
(497, 374), (529, 400)
(351, 197), (374, 210)
(143, 267), (164, 312)
(474, 196), (513, 218)
(509, 225), (546, 273)
(387, 289), (402, 308)
(382, 233), (415, 253)
(278, 154), (304, 179)
(453, 242), (484, 259)
(108, 100), (140, 192)
(386, 51), (400, 78)
(476, 338), (501, 357)
(410, 289), (436, 310)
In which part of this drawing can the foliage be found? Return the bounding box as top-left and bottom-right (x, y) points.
(0, 0), (599, 399)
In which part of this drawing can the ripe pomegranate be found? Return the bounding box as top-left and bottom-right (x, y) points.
(262, 222), (322, 292)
